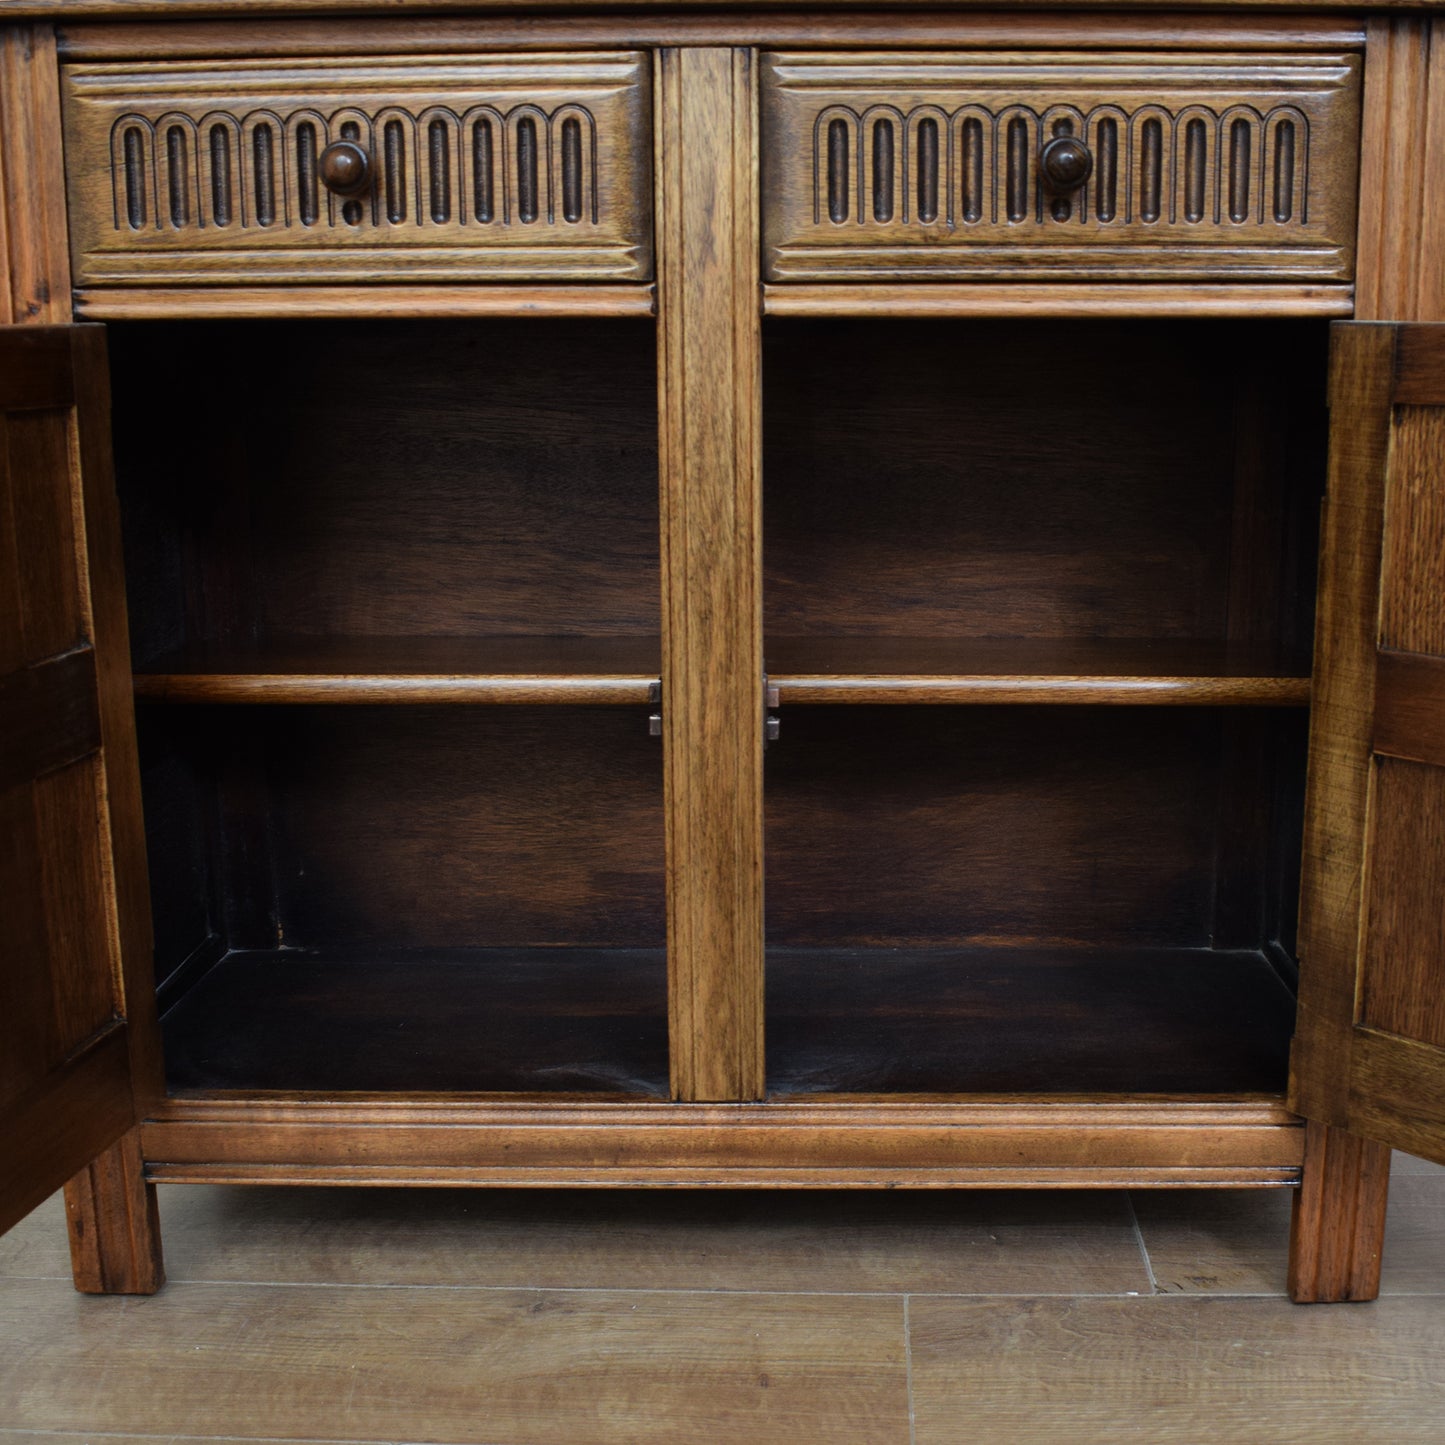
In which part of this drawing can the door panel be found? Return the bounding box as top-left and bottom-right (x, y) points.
(1292, 321), (1445, 1163)
(0, 325), (144, 1234)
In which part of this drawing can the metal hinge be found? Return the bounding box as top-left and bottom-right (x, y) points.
(764, 676), (780, 748)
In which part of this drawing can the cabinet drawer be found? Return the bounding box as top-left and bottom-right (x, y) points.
(762, 51), (1360, 284)
(62, 54), (653, 286)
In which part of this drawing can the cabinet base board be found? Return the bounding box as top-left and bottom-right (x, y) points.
(141, 1097), (1304, 1188)
(144, 1163), (1304, 1189)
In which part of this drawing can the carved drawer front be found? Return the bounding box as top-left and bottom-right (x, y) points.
(762, 52), (1361, 283)
(62, 54), (653, 285)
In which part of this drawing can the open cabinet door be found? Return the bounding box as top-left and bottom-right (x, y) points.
(1293, 322), (1445, 1165)
(0, 325), (153, 1235)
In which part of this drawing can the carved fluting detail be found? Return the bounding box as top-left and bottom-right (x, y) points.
(62, 55), (653, 285)
(812, 103), (1310, 231)
(761, 52), (1361, 283)
(108, 103), (599, 235)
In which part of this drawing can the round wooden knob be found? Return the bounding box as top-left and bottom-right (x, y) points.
(319, 141), (371, 198)
(1040, 135), (1093, 193)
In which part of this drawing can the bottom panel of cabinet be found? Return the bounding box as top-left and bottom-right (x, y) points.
(163, 947), (669, 1097)
(766, 946), (1295, 1097)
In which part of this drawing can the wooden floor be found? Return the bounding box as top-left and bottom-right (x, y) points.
(2, 1153), (1443, 1442)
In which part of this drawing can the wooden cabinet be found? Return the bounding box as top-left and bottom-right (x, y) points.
(3, 8), (1445, 1306)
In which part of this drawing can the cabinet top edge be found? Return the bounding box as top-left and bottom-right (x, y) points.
(47, 9), (1371, 62)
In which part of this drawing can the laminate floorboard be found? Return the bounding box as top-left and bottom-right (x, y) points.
(0, 1187), (1149, 1295)
(0, 1279), (907, 1444)
(1134, 1170), (1445, 1297)
(909, 1294), (1445, 1443)
(1, 1152), (1441, 1442)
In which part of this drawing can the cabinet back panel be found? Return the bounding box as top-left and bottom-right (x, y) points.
(110, 318), (659, 663)
(764, 705), (1304, 950)
(763, 318), (1325, 647)
(139, 706), (665, 966)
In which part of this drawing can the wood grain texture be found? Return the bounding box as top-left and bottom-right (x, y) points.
(62, 1127), (163, 1293)
(1372, 649), (1445, 766)
(763, 282), (1355, 317)
(0, 1027), (133, 1238)
(909, 1293), (1445, 1442)
(0, 651), (100, 794)
(1359, 759), (1445, 1046)
(57, 16), (1369, 63)
(161, 947), (668, 1095)
(0, 27), (71, 324)
(61, 53), (654, 285)
(0, 0), (1410, 16)
(137, 706), (665, 965)
(76, 284), (656, 319)
(1378, 406), (1445, 654)
(657, 48), (764, 1103)
(133, 636), (662, 704)
(66, 326), (163, 1107)
(0, 1278), (909, 1445)
(761, 51), (1361, 283)
(765, 946), (1295, 1096)
(1134, 1161), (1445, 1297)
(1348, 1029), (1445, 1166)
(1289, 1117), (1390, 1301)
(1354, 17), (1445, 324)
(109, 318), (659, 659)
(1289, 324), (1397, 1125)
(138, 1097), (1302, 1186)
(0, 325), (159, 1248)
(763, 318), (1325, 650)
(767, 638), (1310, 705)
(763, 706), (1305, 951)
(3, 1183), (1154, 1295)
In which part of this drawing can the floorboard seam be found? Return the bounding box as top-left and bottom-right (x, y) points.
(903, 1295), (917, 1445)
(29, 1279), (1159, 1299)
(1124, 1192), (1161, 1296)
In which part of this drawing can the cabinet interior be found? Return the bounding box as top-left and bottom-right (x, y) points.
(762, 317), (1326, 1097)
(114, 314), (1327, 1100)
(113, 318), (667, 1097)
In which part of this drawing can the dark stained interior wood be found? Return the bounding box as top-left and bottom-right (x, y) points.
(162, 947), (668, 1096)
(766, 945), (1296, 1096)
(764, 705), (1307, 952)
(762, 318), (1325, 657)
(109, 317), (660, 670)
(138, 705), (666, 1010)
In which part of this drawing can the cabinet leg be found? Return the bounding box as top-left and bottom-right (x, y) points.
(1288, 1119), (1390, 1303)
(62, 1128), (164, 1295)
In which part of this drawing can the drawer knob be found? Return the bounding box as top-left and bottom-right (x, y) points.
(1040, 135), (1093, 194)
(319, 141), (372, 198)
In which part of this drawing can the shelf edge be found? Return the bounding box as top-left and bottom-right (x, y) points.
(772, 675), (1313, 705)
(133, 673), (660, 705)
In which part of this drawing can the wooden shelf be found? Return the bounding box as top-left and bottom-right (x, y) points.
(134, 637), (662, 705)
(766, 638), (1312, 705)
(766, 945), (1296, 1096)
(162, 947), (668, 1095)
